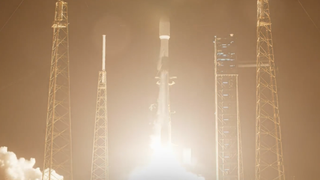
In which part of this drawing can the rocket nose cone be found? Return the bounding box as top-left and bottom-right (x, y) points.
(160, 16), (170, 24)
(159, 17), (170, 38)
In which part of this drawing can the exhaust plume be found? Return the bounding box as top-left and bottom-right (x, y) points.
(0, 146), (42, 180)
(0, 146), (63, 180)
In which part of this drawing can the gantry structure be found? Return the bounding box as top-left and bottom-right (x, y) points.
(255, 0), (285, 180)
(214, 34), (243, 180)
(91, 35), (109, 180)
(42, 1), (73, 180)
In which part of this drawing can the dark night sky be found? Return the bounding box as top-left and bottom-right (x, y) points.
(0, 0), (320, 180)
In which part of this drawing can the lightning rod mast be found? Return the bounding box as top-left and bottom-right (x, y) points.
(42, 0), (73, 180)
(255, 0), (285, 180)
(90, 35), (109, 180)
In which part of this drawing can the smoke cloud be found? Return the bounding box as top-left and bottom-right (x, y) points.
(129, 150), (204, 180)
(0, 146), (42, 180)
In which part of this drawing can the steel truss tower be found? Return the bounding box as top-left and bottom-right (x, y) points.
(214, 34), (243, 180)
(43, 1), (73, 180)
(256, 0), (285, 180)
(91, 35), (109, 180)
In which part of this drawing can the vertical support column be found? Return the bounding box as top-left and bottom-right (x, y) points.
(91, 35), (109, 180)
(214, 36), (220, 180)
(214, 34), (243, 180)
(255, 0), (285, 180)
(42, 1), (73, 180)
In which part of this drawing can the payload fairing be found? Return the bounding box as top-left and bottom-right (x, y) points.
(158, 17), (170, 71)
(153, 17), (174, 149)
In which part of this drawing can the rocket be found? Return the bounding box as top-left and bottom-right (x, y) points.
(158, 17), (170, 71)
(154, 17), (173, 149)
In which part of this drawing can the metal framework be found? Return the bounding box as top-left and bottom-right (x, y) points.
(91, 35), (109, 180)
(214, 35), (243, 180)
(255, 0), (285, 180)
(42, 1), (73, 180)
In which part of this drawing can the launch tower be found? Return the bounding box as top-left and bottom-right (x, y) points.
(42, 1), (73, 180)
(91, 35), (109, 180)
(214, 34), (243, 180)
(255, 0), (285, 180)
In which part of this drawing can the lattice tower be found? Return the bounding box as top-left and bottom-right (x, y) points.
(91, 35), (109, 180)
(42, 1), (73, 180)
(255, 0), (285, 180)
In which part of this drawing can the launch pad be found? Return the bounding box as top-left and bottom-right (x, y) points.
(38, 0), (286, 179)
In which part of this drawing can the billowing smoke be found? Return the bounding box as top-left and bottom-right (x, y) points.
(129, 149), (205, 180)
(43, 169), (63, 180)
(0, 146), (42, 180)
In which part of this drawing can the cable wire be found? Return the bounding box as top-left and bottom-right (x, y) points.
(298, 0), (320, 33)
(0, 0), (26, 34)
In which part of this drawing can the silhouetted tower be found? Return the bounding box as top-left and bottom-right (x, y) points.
(42, 1), (73, 180)
(214, 34), (243, 180)
(91, 35), (109, 180)
(256, 0), (285, 180)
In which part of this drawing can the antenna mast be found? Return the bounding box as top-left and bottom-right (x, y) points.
(102, 35), (106, 71)
(255, 0), (285, 180)
(91, 35), (109, 180)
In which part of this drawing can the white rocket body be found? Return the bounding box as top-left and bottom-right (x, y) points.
(154, 18), (172, 148)
(158, 18), (170, 71)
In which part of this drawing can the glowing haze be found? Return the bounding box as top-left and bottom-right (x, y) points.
(0, 146), (63, 180)
(129, 147), (204, 180)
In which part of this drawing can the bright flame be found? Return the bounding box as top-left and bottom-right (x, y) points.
(129, 136), (204, 180)
(149, 134), (161, 152)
